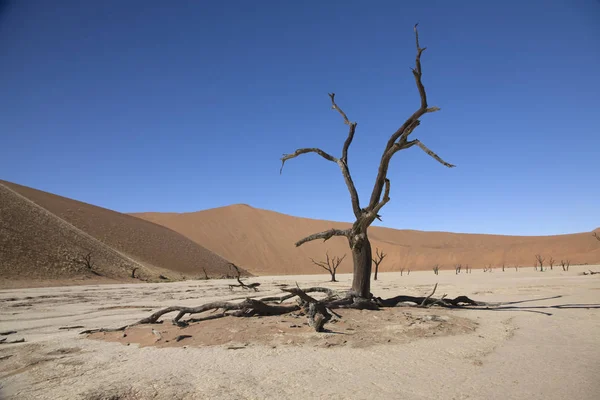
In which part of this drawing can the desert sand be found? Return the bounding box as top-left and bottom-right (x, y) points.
(1, 267), (599, 400)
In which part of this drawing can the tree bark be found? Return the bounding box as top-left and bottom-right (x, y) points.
(350, 234), (372, 298)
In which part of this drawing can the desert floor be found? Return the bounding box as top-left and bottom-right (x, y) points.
(1, 267), (599, 400)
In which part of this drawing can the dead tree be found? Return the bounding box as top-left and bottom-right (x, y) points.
(535, 254), (545, 272)
(131, 267), (138, 279)
(310, 252), (346, 282)
(407, 269), (411, 275)
(280, 24), (454, 300)
(400, 268), (405, 276)
(454, 264), (462, 274)
(548, 257), (555, 271)
(433, 264), (440, 275)
(372, 248), (386, 281)
(202, 267), (209, 280)
(82, 25), (522, 336)
(515, 265), (519, 272)
(501, 263), (505, 272)
(560, 260), (570, 272)
(228, 263), (261, 292)
(594, 232), (600, 242)
(74, 252), (101, 276)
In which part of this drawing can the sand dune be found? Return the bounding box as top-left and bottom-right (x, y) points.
(0, 180), (240, 287)
(133, 205), (600, 276)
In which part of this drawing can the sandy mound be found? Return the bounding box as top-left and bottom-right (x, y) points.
(0, 180), (245, 287)
(133, 205), (600, 275)
(90, 307), (477, 350)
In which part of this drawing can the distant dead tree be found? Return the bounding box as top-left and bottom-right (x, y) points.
(515, 265), (519, 272)
(548, 257), (555, 270)
(400, 267), (405, 276)
(501, 263), (505, 272)
(202, 267), (209, 280)
(483, 264), (493, 273)
(407, 269), (411, 276)
(228, 263), (260, 291)
(593, 232), (600, 242)
(454, 264), (462, 274)
(465, 264), (470, 274)
(535, 254), (545, 272)
(560, 260), (570, 272)
(131, 267), (138, 279)
(74, 252), (101, 276)
(433, 264), (440, 275)
(310, 252), (346, 282)
(280, 24), (456, 300)
(372, 248), (386, 281)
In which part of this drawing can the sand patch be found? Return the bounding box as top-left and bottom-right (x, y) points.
(89, 307), (478, 349)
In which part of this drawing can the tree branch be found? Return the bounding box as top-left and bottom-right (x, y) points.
(280, 148), (338, 174)
(403, 139), (456, 168)
(295, 228), (350, 247)
(280, 94), (362, 218)
(368, 24), (445, 210)
(328, 93), (356, 162)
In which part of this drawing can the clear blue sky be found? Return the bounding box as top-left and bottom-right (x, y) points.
(1, 0), (598, 236)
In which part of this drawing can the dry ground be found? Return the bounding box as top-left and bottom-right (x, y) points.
(1, 267), (599, 399)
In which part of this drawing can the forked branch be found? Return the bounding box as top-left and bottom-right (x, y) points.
(280, 94), (361, 218)
(368, 23), (453, 210)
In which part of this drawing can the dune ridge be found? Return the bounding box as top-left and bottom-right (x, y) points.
(0, 180), (242, 287)
(132, 205), (600, 276)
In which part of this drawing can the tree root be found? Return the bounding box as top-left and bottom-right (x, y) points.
(79, 284), (519, 336)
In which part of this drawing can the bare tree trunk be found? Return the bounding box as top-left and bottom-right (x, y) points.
(350, 235), (372, 298)
(374, 263), (379, 281)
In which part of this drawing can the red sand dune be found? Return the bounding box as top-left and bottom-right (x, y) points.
(132, 205), (600, 276)
(0, 180), (239, 287)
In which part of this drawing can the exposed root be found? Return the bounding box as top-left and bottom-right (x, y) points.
(80, 284), (545, 336)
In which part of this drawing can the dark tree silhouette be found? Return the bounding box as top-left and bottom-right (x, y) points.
(372, 248), (386, 281)
(280, 24), (454, 299)
(310, 252), (346, 282)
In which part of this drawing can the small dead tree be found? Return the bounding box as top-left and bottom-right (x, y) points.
(535, 254), (545, 272)
(515, 265), (519, 272)
(594, 232), (600, 242)
(433, 264), (440, 275)
(407, 269), (411, 275)
(454, 264), (462, 274)
(74, 252), (101, 276)
(501, 263), (505, 272)
(202, 267), (210, 280)
(131, 267), (138, 279)
(310, 252), (346, 282)
(228, 263), (260, 292)
(372, 248), (386, 281)
(465, 264), (470, 274)
(548, 257), (555, 271)
(560, 260), (570, 272)
(400, 267), (405, 276)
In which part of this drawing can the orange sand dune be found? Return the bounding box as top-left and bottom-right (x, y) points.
(0, 180), (239, 287)
(132, 205), (600, 275)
